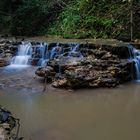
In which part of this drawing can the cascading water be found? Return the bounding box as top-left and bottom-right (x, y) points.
(36, 42), (48, 66)
(9, 41), (83, 69)
(50, 43), (63, 59)
(11, 42), (32, 66)
(71, 44), (79, 52)
(68, 43), (83, 60)
(133, 48), (140, 80)
(128, 44), (140, 81)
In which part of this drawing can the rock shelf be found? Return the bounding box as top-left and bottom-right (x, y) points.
(0, 37), (138, 89)
(35, 43), (135, 89)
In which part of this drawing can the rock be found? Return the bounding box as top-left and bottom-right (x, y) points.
(49, 56), (134, 89)
(52, 78), (68, 88)
(0, 127), (6, 140)
(0, 84), (5, 89)
(0, 59), (10, 67)
(101, 52), (116, 60)
(35, 66), (56, 82)
(33, 42), (136, 89)
(0, 106), (22, 140)
(28, 58), (40, 65)
(102, 44), (134, 59)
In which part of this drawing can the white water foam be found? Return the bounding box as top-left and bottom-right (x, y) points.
(11, 42), (32, 66)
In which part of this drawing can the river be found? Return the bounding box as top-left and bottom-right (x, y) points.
(0, 66), (140, 140)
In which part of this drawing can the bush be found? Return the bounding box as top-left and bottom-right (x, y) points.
(0, 0), (140, 38)
(11, 0), (64, 36)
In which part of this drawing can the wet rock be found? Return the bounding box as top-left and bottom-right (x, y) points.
(0, 106), (22, 140)
(0, 59), (10, 67)
(101, 52), (117, 60)
(35, 66), (55, 79)
(0, 39), (18, 65)
(50, 56), (134, 89)
(32, 42), (136, 89)
(102, 44), (134, 59)
(89, 49), (107, 58)
(52, 78), (68, 88)
(28, 58), (40, 65)
(0, 84), (5, 89)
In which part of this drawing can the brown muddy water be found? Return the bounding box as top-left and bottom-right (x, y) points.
(0, 66), (140, 140)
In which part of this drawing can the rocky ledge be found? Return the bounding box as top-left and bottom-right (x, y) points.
(0, 37), (137, 89)
(0, 38), (17, 67)
(35, 43), (135, 89)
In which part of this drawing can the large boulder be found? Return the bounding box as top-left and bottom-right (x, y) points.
(35, 42), (136, 89)
(52, 60), (134, 89)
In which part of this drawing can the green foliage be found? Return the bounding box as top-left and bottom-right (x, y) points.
(48, 0), (132, 38)
(0, 0), (140, 38)
(11, 0), (65, 35)
(11, 0), (47, 35)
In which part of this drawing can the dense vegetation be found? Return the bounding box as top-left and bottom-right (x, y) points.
(0, 0), (140, 39)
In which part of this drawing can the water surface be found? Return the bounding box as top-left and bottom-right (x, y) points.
(0, 66), (140, 140)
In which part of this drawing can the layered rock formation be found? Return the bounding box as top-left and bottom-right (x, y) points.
(35, 43), (135, 89)
(0, 38), (18, 67)
(0, 37), (137, 89)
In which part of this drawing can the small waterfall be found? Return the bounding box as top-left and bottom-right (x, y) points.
(50, 47), (57, 59)
(9, 42), (83, 68)
(68, 43), (83, 59)
(126, 45), (140, 80)
(50, 43), (62, 59)
(134, 59), (140, 79)
(71, 44), (79, 52)
(37, 42), (48, 66)
(11, 42), (32, 66)
(133, 49), (140, 80)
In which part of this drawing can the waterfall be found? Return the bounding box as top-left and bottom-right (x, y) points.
(68, 43), (83, 60)
(128, 44), (134, 59)
(71, 44), (79, 52)
(50, 43), (62, 59)
(133, 49), (140, 80)
(11, 42), (32, 66)
(126, 45), (140, 80)
(37, 42), (48, 66)
(9, 41), (84, 68)
(134, 59), (140, 79)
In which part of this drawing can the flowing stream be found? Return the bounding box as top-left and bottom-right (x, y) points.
(1, 40), (140, 140)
